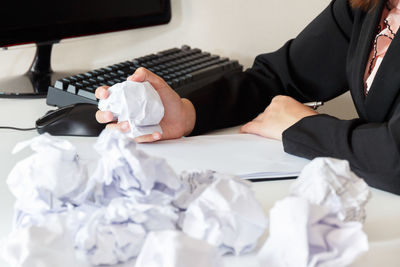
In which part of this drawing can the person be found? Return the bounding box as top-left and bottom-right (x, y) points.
(95, 0), (400, 195)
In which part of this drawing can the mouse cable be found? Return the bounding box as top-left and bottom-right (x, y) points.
(0, 126), (36, 131)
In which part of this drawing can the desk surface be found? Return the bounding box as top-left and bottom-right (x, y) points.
(1, 98), (400, 267)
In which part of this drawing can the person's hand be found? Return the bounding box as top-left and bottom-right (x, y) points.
(239, 95), (318, 140)
(95, 67), (196, 143)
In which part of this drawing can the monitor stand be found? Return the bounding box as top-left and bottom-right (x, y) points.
(0, 42), (74, 98)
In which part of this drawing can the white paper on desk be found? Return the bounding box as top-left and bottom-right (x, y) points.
(137, 133), (309, 179)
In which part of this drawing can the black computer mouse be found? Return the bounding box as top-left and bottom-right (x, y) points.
(36, 103), (105, 136)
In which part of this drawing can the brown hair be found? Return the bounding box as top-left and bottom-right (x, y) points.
(350, 0), (380, 10)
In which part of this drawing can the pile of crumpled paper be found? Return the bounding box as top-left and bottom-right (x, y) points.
(2, 130), (268, 267)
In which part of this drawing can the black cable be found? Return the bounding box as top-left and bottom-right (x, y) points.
(0, 126), (36, 131)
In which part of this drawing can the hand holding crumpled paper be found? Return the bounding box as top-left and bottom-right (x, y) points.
(98, 81), (164, 138)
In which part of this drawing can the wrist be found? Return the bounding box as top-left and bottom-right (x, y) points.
(181, 98), (196, 136)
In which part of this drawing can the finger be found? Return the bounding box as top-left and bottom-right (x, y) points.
(95, 86), (110, 99)
(239, 122), (252, 133)
(238, 123), (249, 133)
(134, 132), (162, 143)
(105, 123), (118, 129)
(239, 121), (262, 135)
(96, 110), (114, 123)
(128, 67), (169, 91)
(105, 121), (130, 133)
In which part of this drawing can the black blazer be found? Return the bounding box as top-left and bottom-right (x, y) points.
(186, 0), (400, 194)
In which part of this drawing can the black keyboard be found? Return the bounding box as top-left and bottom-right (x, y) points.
(46, 45), (243, 107)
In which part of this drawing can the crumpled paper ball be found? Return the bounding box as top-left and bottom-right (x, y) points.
(7, 133), (87, 227)
(290, 157), (371, 222)
(258, 196), (369, 267)
(258, 157), (371, 267)
(98, 81), (164, 138)
(178, 172), (268, 255)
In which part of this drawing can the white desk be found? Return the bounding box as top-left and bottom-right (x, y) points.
(1, 98), (400, 267)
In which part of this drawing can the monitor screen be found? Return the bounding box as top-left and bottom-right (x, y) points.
(0, 0), (171, 97)
(0, 0), (171, 46)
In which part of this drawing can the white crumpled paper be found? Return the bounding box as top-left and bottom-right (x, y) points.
(258, 157), (371, 267)
(72, 200), (178, 265)
(2, 212), (86, 267)
(135, 230), (222, 267)
(98, 81), (164, 138)
(290, 157), (371, 222)
(3, 129), (268, 266)
(7, 133), (87, 228)
(177, 171), (268, 255)
(78, 129), (182, 205)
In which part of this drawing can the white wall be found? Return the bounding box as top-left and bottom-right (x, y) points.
(0, 0), (357, 119)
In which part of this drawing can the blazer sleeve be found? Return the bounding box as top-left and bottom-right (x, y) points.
(283, 111), (400, 194)
(188, 0), (355, 135)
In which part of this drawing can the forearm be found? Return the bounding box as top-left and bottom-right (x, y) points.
(282, 114), (400, 194)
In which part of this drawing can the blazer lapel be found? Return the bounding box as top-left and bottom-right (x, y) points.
(349, 0), (386, 120)
(366, 24), (400, 122)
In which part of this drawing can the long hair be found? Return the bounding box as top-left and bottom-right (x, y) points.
(350, 0), (380, 10)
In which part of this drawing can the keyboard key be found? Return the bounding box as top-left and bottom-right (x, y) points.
(91, 69), (104, 76)
(172, 78), (180, 87)
(157, 47), (180, 56)
(191, 64), (225, 81)
(191, 48), (202, 54)
(77, 89), (97, 100)
(181, 45), (190, 50)
(82, 80), (90, 86)
(76, 74), (86, 80)
(86, 86), (96, 92)
(67, 82), (83, 94)
(54, 78), (70, 90)
(88, 78), (97, 84)
(109, 72), (118, 78)
(83, 72), (93, 78)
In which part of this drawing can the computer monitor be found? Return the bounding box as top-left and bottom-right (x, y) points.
(0, 0), (171, 98)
